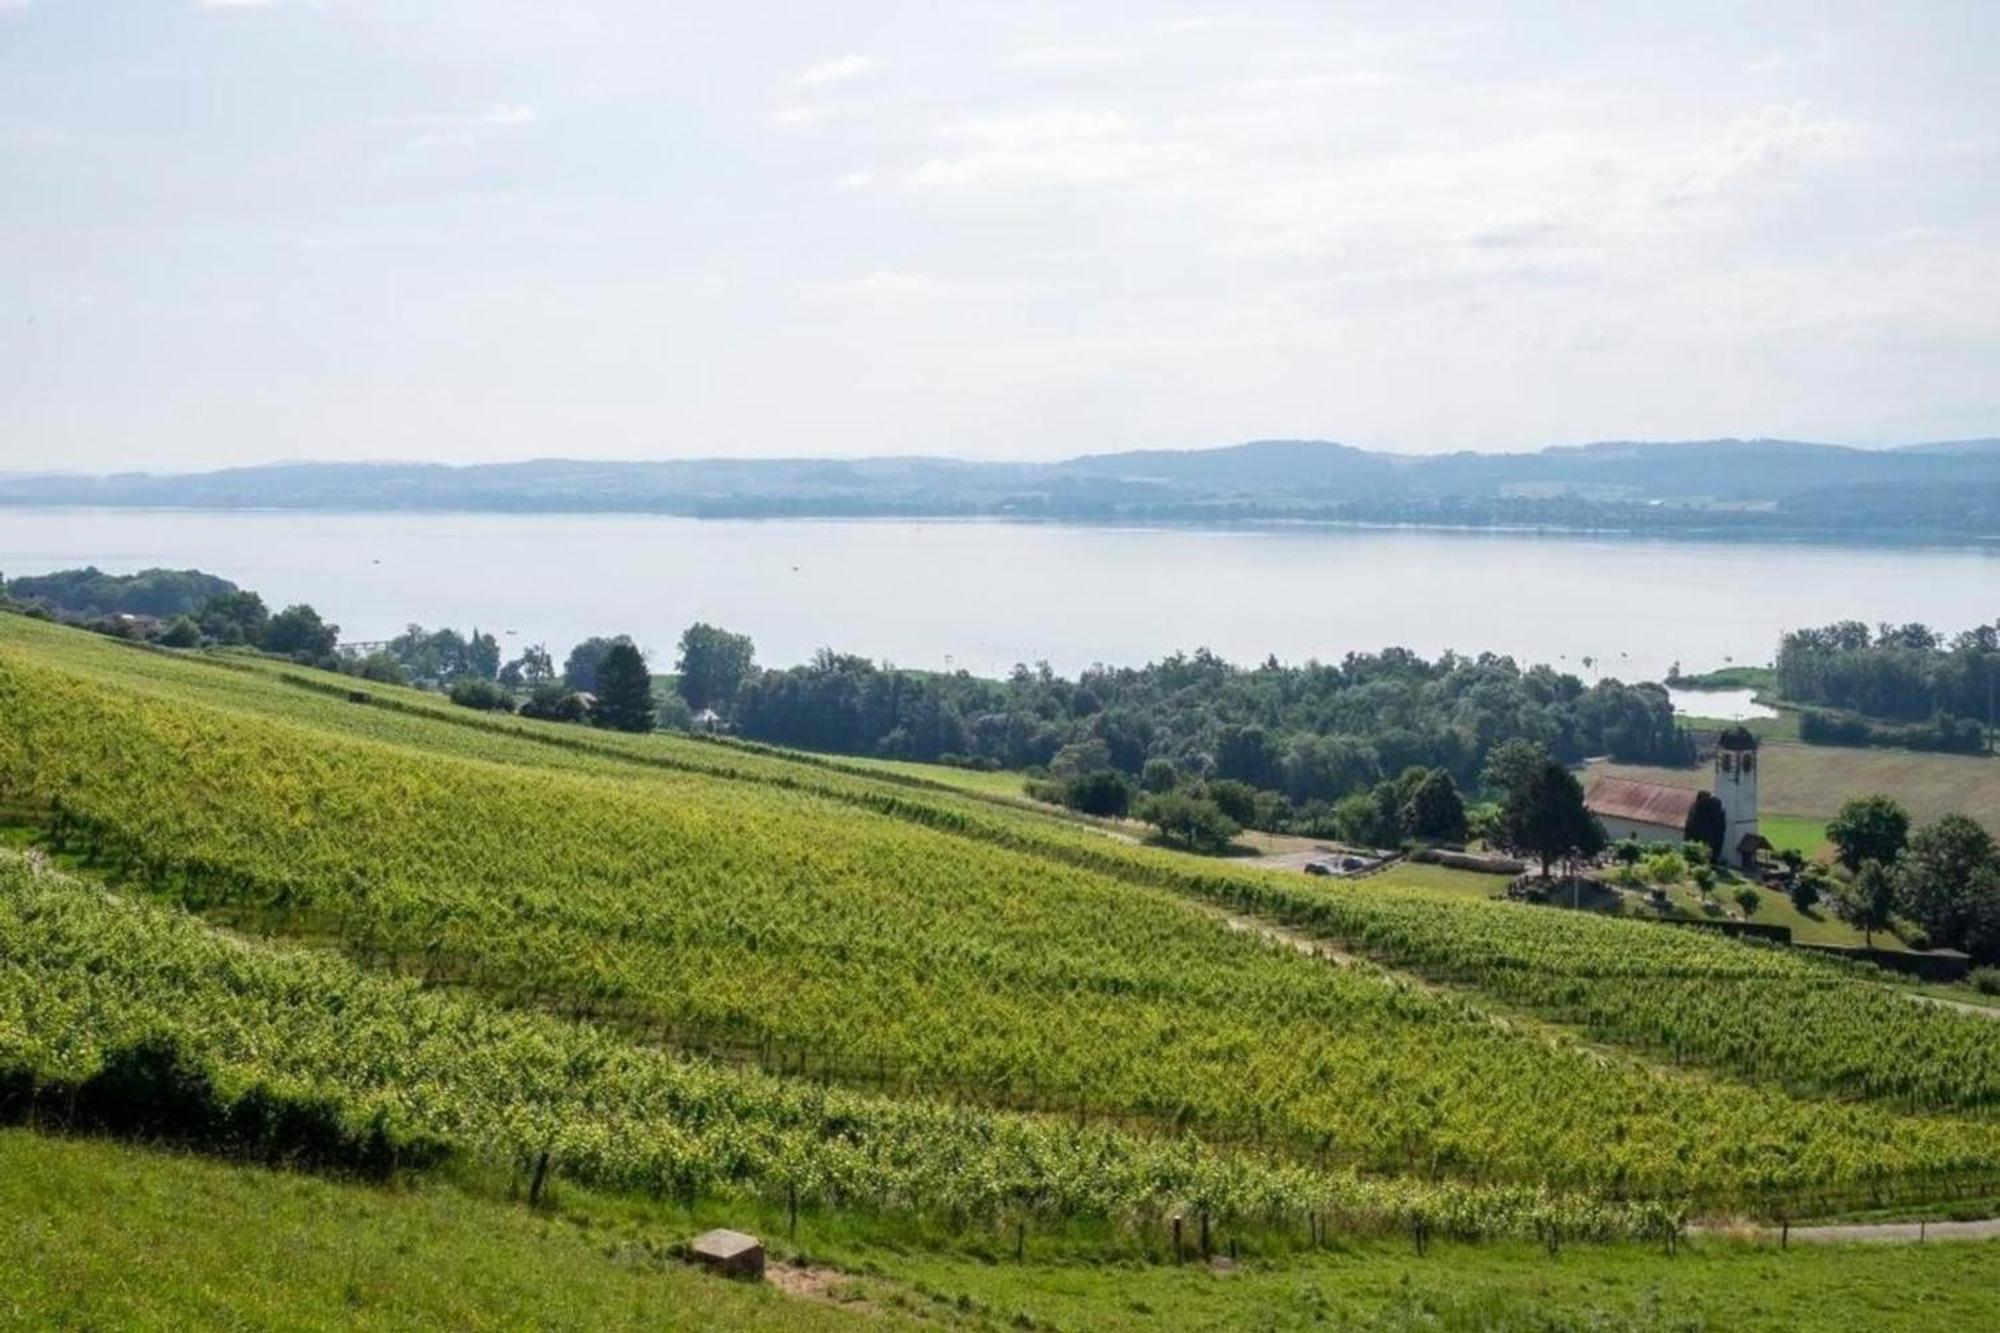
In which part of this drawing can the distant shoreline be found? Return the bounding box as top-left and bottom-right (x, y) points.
(4, 502), (1996, 553)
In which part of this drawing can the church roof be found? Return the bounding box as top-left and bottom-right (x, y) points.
(1585, 776), (1699, 829)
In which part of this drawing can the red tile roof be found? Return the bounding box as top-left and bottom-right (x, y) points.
(1586, 776), (1699, 830)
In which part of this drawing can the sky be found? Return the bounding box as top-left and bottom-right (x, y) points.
(2, 1), (1997, 471)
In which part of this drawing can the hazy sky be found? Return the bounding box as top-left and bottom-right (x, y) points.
(3, 2), (1997, 470)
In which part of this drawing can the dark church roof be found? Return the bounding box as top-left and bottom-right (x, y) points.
(1585, 776), (1699, 829)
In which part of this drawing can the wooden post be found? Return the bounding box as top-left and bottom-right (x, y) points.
(1780, 1217), (1789, 1250)
(1200, 1209), (1211, 1260)
(1172, 1215), (1184, 1264)
(1016, 1218), (1026, 1263)
(788, 1182), (798, 1239)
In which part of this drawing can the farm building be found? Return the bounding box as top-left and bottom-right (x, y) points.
(1586, 727), (1764, 869)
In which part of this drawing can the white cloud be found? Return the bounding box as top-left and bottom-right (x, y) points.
(796, 54), (875, 86)
(1007, 46), (1133, 72)
(803, 270), (976, 303)
(381, 104), (539, 129)
(910, 110), (1205, 189)
(835, 170), (876, 189)
(772, 105), (824, 128)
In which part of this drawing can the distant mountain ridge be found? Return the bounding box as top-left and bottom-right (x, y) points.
(4, 436), (1998, 539)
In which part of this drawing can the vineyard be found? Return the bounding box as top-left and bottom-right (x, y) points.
(3, 611), (2000, 1233)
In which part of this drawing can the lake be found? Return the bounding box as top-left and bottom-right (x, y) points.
(2, 509), (1995, 683)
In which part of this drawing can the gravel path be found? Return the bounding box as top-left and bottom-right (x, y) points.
(1742, 1217), (2000, 1244)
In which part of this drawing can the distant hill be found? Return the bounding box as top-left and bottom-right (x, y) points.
(4, 436), (1998, 539)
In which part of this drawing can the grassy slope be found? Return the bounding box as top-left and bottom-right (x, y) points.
(0, 1129), (882, 1333)
(1593, 742), (2000, 834)
(864, 1237), (2000, 1332)
(815, 753), (1036, 799)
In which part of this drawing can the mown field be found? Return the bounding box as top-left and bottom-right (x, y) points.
(1593, 742), (2000, 834)
(5, 611), (2000, 1324)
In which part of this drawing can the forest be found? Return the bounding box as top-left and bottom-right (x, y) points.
(1775, 620), (2000, 745)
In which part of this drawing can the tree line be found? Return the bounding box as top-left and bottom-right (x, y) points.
(1776, 620), (2000, 743)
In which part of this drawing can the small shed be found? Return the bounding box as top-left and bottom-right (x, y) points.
(689, 1228), (765, 1280)
(1735, 831), (1774, 873)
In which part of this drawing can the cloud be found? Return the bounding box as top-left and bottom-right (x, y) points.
(771, 105), (824, 128)
(382, 103), (539, 129)
(802, 270), (977, 304)
(909, 110), (1205, 189)
(1652, 102), (1858, 204)
(1006, 46), (1133, 72)
(835, 170), (876, 189)
(796, 54), (875, 86)
(200, 0), (281, 8)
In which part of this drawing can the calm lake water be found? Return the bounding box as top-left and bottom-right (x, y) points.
(2, 509), (1995, 684)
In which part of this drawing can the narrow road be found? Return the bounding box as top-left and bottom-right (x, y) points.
(1905, 990), (2000, 1021)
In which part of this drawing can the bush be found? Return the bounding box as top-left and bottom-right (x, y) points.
(153, 616), (202, 649)
(1733, 885), (1761, 917)
(1064, 769), (1135, 818)
(1971, 968), (2000, 997)
(518, 683), (587, 724)
(1137, 791), (1239, 853)
(448, 678), (512, 712)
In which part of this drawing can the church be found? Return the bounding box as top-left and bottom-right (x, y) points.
(1584, 727), (1768, 870)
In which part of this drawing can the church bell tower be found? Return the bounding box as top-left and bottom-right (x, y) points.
(1712, 726), (1760, 863)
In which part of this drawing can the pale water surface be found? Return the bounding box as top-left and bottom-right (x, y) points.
(2, 509), (1994, 683)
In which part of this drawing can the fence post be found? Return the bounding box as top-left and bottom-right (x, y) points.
(1172, 1215), (1184, 1264)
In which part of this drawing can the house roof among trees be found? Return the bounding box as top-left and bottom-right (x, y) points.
(1585, 776), (1699, 829)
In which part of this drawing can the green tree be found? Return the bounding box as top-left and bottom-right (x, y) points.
(1898, 814), (2000, 954)
(1844, 860), (1900, 949)
(197, 590), (268, 646)
(1826, 795), (1912, 873)
(1480, 738), (1547, 800)
(350, 650), (407, 686)
(1138, 791), (1239, 853)
(1205, 779), (1260, 828)
(153, 616), (201, 649)
(1065, 769), (1135, 818)
(590, 642), (655, 733)
(1788, 872), (1821, 915)
(466, 629), (502, 682)
(260, 604), (339, 660)
(1401, 768), (1468, 843)
(1682, 793), (1726, 864)
(449, 678), (512, 712)
(563, 636), (635, 695)
(675, 624), (757, 713)
(1499, 759), (1607, 880)
(500, 644), (555, 690)
(1733, 884), (1761, 917)
(1140, 757), (1180, 794)
(519, 683), (587, 723)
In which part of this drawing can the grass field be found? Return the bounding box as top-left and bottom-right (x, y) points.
(0, 1129), (879, 1332)
(1592, 741), (2000, 834)
(803, 752), (1036, 799)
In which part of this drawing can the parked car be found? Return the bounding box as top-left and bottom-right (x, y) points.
(1303, 861), (1334, 877)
